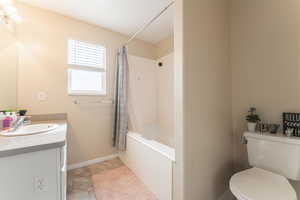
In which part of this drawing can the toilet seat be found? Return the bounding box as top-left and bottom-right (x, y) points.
(230, 167), (297, 200)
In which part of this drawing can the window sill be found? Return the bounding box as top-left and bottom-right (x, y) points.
(68, 92), (107, 96)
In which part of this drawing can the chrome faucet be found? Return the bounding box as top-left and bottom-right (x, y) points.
(9, 117), (26, 132)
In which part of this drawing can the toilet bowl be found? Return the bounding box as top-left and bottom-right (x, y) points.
(230, 132), (300, 200)
(230, 167), (296, 200)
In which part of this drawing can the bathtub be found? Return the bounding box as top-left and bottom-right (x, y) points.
(119, 131), (175, 200)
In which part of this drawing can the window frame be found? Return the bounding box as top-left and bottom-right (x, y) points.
(67, 39), (107, 96)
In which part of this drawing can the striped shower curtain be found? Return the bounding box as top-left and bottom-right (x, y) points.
(113, 46), (129, 151)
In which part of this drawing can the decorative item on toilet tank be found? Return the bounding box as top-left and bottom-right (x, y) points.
(283, 113), (300, 137)
(246, 107), (261, 132)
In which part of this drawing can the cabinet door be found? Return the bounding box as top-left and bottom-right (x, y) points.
(0, 148), (60, 200)
(60, 145), (67, 200)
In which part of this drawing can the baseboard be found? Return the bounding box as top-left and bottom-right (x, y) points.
(67, 154), (119, 170)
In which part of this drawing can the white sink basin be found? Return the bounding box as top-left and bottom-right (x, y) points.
(0, 124), (59, 137)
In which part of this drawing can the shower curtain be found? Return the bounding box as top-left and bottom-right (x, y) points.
(113, 46), (129, 151)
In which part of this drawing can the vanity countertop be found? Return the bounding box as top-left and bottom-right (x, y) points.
(0, 120), (67, 157)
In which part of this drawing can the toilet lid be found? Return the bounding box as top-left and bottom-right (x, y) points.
(230, 168), (297, 200)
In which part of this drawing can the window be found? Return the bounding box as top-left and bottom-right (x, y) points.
(68, 39), (107, 95)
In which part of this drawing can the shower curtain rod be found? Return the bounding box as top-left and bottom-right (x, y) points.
(124, 1), (175, 46)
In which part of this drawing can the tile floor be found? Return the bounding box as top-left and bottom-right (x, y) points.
(67, 158), (124, 200)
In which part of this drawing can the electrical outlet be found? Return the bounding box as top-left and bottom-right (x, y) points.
(34, 177), (46, 192)
(37, 92), (47, 101)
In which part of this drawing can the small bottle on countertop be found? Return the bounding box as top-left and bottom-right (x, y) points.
(0, 112), (6, 130)
(2, 113), (13, 130)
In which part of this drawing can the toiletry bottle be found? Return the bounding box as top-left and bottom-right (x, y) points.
(0, 112), (5, 130)
(3, 114), (13, 130)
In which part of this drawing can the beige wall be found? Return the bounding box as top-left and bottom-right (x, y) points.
(15, 3), (157, 164)
(230, 0), (300, 195)
(181, 0), (233, 199)
(0, 27), (18, 110)
(156, 35), (174, 58)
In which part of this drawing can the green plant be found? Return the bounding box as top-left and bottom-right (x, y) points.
(18, 109), (27, 116)
(246, 107), (261, 123)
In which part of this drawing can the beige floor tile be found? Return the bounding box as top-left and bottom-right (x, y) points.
(68, 190), (96, 200)
(68, 158), (126, 200)
(69, 167), (92, 178)
(87, 158), (124, 175)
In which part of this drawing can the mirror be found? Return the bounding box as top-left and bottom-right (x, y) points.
(0, 26), (18, 111)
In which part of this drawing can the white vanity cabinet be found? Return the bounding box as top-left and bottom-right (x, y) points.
(0, 146), (67, 200)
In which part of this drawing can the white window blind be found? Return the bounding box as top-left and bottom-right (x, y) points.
(68, 39), (106, 69)
(68, 39), (107, 96)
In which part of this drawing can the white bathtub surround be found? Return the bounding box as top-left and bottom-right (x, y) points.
(157, 53), (175, 147)
(128, 54), (175, 147)
(115, 54), (175, 199)
(120, 132), (175, 200)
(128, 55), (158, 133)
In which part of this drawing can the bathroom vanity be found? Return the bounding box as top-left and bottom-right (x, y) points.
(0, 121), (67, 200)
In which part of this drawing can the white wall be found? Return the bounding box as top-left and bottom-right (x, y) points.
(173, 0), (184, 199)
(128, 54), (175, 147)
(128, 54), (175, 146)
(157, 53), (175, 147)
(156, 35), (174, 58)
(128, 55), (158, 133)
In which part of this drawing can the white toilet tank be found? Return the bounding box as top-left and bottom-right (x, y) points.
(245, 132), (300, 180)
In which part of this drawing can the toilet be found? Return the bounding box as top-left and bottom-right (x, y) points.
(230, 132), (298, 200)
